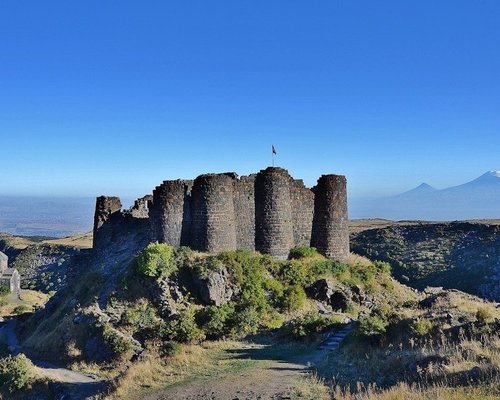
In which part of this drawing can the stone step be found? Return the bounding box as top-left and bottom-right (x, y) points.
(318, 323), (355, 351)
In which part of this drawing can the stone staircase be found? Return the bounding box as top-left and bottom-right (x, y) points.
(319, 322), (354, 351)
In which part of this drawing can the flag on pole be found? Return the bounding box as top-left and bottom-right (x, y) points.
(272, 145), (277, 155)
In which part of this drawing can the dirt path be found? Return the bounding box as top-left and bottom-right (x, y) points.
(144, 326), (354, 400)
(0, 318), (105, 399)
(147, 358), (309, 400)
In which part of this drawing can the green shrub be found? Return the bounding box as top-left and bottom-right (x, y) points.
(410, 319), (434, 337)
(200, 303), (236, 339)
(13, 305), (30, 315)
(101, 323), (133, 357)
(279, 260), (308, 286)
(0, 287), (10, 296)
(476, 307), (494, 325)
(165, 307), (205, 343)
(124, 301), (165, 333)
(263, 278), (284, 308)
(310, 260), (348, 279)
(137, 243), (177, 279)
(230, 306), (261, 336)
(374, 261), (391, 274)
(280, 285), (306, 312)
(160, 341), (182, 357)
(289, 246), (319, 260)
(261, 310), (285, 330)
(284, 312), (343, 339)
(0, 354), (32, 392)
(358, 314), (389, 337)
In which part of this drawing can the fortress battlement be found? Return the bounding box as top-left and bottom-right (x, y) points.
(93, 167), (349, 262)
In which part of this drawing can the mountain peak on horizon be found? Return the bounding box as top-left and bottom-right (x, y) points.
(483, 170), (500, 178)
(470, 170), (500, 183)
(416, 182), (435, 189)
(395, 182), (437, 198)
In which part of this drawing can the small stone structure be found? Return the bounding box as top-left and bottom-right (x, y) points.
(0, 251), (21, 292)
(93, 167), (349, 262)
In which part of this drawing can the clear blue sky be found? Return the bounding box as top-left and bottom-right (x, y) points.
(1, 1), (499, 200)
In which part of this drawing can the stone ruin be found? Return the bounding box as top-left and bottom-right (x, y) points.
(92, 167), (349, 262)
(0, 251), (21, 292)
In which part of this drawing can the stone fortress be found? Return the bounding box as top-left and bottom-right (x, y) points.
(93, 167), (349, 262)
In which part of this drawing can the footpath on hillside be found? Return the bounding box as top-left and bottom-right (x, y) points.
(0, 319), (105, 399)
(144, 324), (353, 400)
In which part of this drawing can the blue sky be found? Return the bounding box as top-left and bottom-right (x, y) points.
(1, 1), (499, 199)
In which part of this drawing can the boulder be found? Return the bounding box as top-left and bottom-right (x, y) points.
(330, 288), (353, 312)
(307, 279), (354, 312)
(192, 266), (239, 306)
(306, 279), (335, 303)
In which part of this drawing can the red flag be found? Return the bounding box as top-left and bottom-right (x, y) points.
(272, 145), (277, 155)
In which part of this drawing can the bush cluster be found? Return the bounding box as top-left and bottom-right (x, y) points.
(121, 246), (395, 348)
(137, 243), (177, 279)
(283, 311), (344, 339)
(0, 354), (32, 392)
(410, 318), (434, 337)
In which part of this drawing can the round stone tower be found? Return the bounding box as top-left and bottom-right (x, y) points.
(190, 173), (238, 253)
(150, 180), (192, 247)
(255, 167), (294, 260)
(311, 174), (349, 263)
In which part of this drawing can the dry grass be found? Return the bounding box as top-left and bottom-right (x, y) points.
(448, 291), (500, 320)
(43, 232), (93, 249)
(292, 375), (331, 400)
(0, 234), (34, 250)
(332, 381), (500, 400)
(0, 290), (50, 317)
(348, 253), (373, 267)
(109, 340), (257, 399)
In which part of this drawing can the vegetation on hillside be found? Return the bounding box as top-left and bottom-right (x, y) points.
(5, 238), (498, 399)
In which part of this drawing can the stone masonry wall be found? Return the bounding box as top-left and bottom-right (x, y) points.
(311, 174), (349, 263)
(129, 195), (153, 218)
(93, 169), (349, 262)
(190, 174), (238, 253)
(234, 175), (256, 250)
(255, 167), (294, 260)
(150, 180), (193, 247)
(290, 179), (314, 247)
(93, 196), (122, 248)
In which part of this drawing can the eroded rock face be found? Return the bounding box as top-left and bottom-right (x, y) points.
(191, 266), (239, 306)
(306, 279), (335, 303)
(329, 288), (353, 312)
(306, 279), (355, 312)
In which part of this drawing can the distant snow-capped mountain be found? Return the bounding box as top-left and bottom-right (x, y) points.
(350, 171), (500, 220)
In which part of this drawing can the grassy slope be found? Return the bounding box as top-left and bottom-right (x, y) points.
(0, 290), (50, 317)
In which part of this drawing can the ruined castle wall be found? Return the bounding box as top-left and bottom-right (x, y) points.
(233, 175), (256, 251)
(93, 196), (122, 248)
(129, 195), (153, 218)
(93, 195), (153, 250)
(255, 167), (294, 260)
(311, 175), (349, 263)
(190, 174), (237, 253)
(290, 179), (314, 247)
(150, 180), (193, 247)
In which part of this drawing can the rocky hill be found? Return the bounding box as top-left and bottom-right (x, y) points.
(0, 233), (91, 292)
(351, 220), (500, 301)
